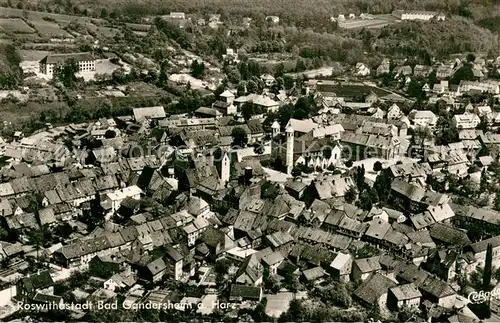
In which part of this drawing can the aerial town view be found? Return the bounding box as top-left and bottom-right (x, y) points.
(1, 0), (500, 321)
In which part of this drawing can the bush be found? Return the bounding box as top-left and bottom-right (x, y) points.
(373, 161), (383, 172)
(345, 160), (353, 168)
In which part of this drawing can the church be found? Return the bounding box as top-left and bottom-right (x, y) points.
(271, 119), (344, 174)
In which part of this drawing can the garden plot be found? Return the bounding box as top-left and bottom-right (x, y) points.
(0, 18), (36, 34)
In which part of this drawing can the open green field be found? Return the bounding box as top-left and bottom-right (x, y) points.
(0, 7), (104, 25)
(316, 83), (392, 97)
(30, 19), (73, 38)
(0, 18), (36, 33)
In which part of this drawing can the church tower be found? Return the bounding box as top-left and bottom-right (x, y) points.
(271, 120), (280, 158)
(285, 123), (294, 174)
(220, 151), (230, 184)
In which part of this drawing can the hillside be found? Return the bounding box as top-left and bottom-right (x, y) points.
(369, 16), (500, 60)
(0, 44), (22, 89)
(40, 0), (500, 21)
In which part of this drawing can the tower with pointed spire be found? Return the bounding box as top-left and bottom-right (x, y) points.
(220, 150), (230, 185)
(271, 120), (280, 158)
(285, 122), (294, 174)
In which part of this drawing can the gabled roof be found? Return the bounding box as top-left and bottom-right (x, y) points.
(133, 106), (166, 121)
(40, 52), (94, 65)
(354, 273), (396, 304)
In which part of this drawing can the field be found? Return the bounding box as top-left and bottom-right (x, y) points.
(0, 18), (36, 33)
(0, 7), (104, 25)
(30, 19), (73, 38)
(125, 23), (152, 32)
(338, 16), (398, 29)
(316, 82), (392, 97)
(286, 65), (344, 78)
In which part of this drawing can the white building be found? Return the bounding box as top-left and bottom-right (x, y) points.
(458, 80), (500, 95)
(39, 53), (95, 77)
(387, 104), (401, 120)
(409, 110), (438, 128)
(169, 12), (186, 19)
(392, 10), (445, 21)
(453, 113), (481, 130)
(105, 186), (143, 213)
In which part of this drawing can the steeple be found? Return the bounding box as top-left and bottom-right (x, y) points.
(285, 123), (294, 175)
(220, 151), (230, 184)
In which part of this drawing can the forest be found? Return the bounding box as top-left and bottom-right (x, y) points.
(47, 0), (500, 23)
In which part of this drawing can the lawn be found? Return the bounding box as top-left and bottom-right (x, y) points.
(125, 23), (152, 32)
(316, 83), (392, 97)
(31, 19), (73, 38)
(0, 18), (36, 34)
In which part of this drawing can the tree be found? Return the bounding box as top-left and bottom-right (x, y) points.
(357, 189), (376, 210)
(247, 80), (258, 94)
(158, 61), (169, 87)
(87, 193), (105, 230)
(231, 127), (248, 147)
(274, 62), (285, 78)
(354, 165), (366, 190)
(406, 78), (425, 99)
(344, 187), (357, 204)
(484, 243), (493, 290)
(480, 169), (489, 193)
(373, 161), (383, 172)
(450, 65), (475, 84)
(373, 169), (392, 206)
(190, 60), (205, 78)
(435, 116), (458, 145)
(466, 53), (476, 62)
(105, 129), (116, 138)
(53, 58), (81, 88)
(495, 190), (500, 211)
(295, 59), (307, 72)
(283, 75), (294, 90)
(237, 81), (246, 96)
(28, 225), (51, 262)
(412, 126), (433, 150)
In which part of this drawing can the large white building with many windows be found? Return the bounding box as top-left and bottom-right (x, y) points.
(39, 52), (95, 77)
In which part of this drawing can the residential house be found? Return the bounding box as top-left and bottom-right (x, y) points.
(17, 270), (54, 301)
(352, 256), (381, 281)
(229, 284), (262, 301)
(387, 104), (401, 120)
(464, 235), (500, 274)
(458, 80), (500, 95)
(353, 273), (397, 308)
(262, 251), (285, 276)
(377, 59), (391, 75)
(452, 113), (481, 129)
(328, 252), (353, 282)
(409, 110), (438, 128)
(387, 283), (422, 310)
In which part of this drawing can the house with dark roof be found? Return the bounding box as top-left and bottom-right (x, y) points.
(429, 223), (471, 247)
(353, 273), (397, 308)
(464, 235), (500, 275)
(39, 52), (95, 77)
(17, 270), (55, 301)
(235, 255), (264, 286)
(352, 256), (381, 281)
(229, 284), (262, 301)
(422, 249), (459, 282)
